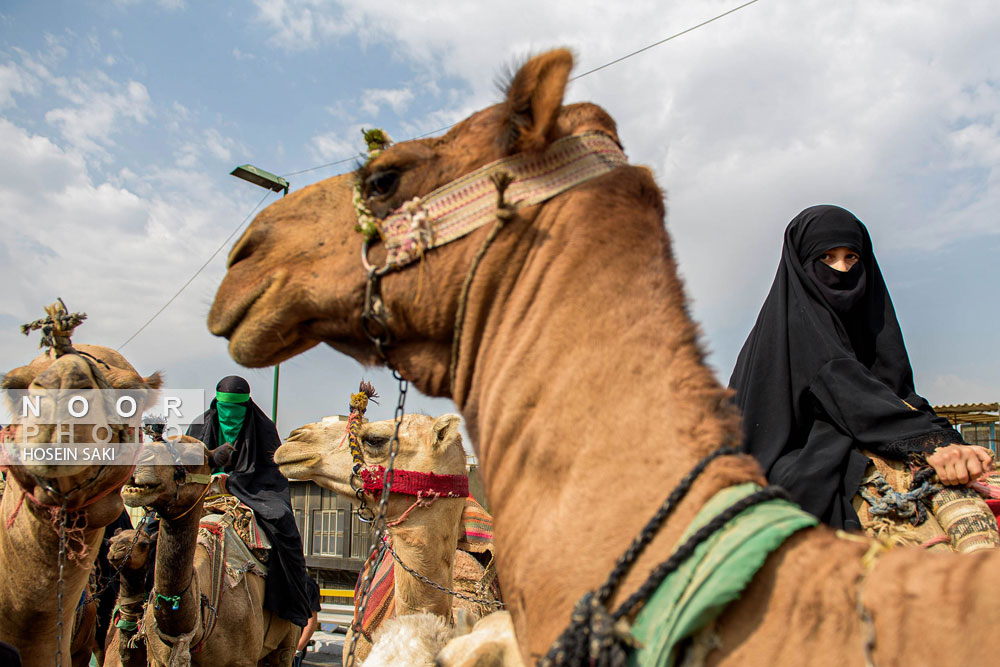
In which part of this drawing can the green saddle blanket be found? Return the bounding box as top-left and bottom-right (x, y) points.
(629, 482), (817, 666)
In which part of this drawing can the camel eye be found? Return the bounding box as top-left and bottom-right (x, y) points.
(363, 434), (390, 452)
(365, 170), (400, 198)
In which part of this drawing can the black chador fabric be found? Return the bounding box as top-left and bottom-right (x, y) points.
(729, 205), (962, 529)
(187, 376), (312, 626)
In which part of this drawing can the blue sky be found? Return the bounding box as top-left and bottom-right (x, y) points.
(1, 0), (998, 444)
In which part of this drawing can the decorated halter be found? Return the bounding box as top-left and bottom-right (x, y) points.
(353, 129), (630, 385)
(346, 381), (469, 510)
(356, 130), (628, 273)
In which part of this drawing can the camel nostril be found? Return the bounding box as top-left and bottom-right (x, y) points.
(227, 226), (261, 269)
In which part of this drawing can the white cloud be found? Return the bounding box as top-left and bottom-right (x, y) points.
(232, 47), (257, 61)
(0, 61), (40, 107)
(251, 0), (353, 51)
(0, 118), (253, 378)
(175, 128), (241, 167)
(44, 78), (152, 155)
(113, 0), (185, 10)
(310, 127), (364, 162)
(359, 87), (414, 117)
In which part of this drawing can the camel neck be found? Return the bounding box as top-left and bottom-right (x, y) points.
(0, 474), (106, 664)
(153, 506), (202, 636)
(445, 171), (758, 657)
(115, 560), (151, 667)
(388, 498), (464, 618)
(118, 560), (149, 607)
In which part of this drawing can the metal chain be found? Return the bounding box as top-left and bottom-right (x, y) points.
(344, 371), (408, 667)
(85, 510), (150, 606)
(55, 505), (67, 667)
(381, 536), (504, 608)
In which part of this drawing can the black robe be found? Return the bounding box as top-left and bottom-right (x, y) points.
(729, 205), (963, 529)
(187, 398), (312, 626)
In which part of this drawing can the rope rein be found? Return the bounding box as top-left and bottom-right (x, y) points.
(344, 375), (408, 667)
(55, 505), (68, 667)
(449, 171), (517, 397)
(858, 467), (941, 527)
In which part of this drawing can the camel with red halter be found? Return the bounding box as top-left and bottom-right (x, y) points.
(206, 49), (1000, 665)
(121, 437), (300, 666)
(275, 391), (500, 666)
(0, 302), (161, 666)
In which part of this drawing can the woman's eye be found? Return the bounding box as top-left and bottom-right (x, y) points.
(366, 170), (400, 198)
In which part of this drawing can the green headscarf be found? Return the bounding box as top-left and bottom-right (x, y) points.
(216, 390), (250, 446)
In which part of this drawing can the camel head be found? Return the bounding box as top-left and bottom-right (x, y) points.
(207, 49), (624, 396)
(121, 437), (233, 517)
(107, 528), (156, 574)
(275, 413), (466, 504)
(1, 347), (162, 513)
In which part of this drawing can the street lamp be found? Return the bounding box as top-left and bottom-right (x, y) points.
(230, 164), (289, 428)
(231, 164), (289, 195)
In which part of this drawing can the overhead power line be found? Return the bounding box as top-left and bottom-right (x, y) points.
(569, 0), (760, 81)
(118, 1), (761, 349)
(117, 190), (272, 351)
(281, 0), (762, 175)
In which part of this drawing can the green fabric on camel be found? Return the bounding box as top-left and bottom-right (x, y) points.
(629, 482), (817, 666)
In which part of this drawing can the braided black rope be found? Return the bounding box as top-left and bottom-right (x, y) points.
(613, 486), (788, 621)
(539, 447), (790, 666)
(594, 446), (738, 605)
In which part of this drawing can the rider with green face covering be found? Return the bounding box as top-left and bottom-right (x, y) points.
(187, 375), (313, 628)
(214, 385), (249, 468)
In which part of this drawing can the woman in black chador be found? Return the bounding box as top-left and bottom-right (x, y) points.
(187, 376), (312, 627)
(729, 205), (993, 530)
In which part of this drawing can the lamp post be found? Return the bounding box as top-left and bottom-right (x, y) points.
(230, 164), (290, 428)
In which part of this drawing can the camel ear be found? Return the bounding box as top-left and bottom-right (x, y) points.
(143, 371), (164, 391)
(113, 527), (123, 536)
(1, 366), (32, 390)
(501, 48), (573, 154)
(431, 414), (462, 453)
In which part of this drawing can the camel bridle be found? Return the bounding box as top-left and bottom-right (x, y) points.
(343, 381), (502, 651)
(355, 131), (628, 394)
(346, 133), (626, 666)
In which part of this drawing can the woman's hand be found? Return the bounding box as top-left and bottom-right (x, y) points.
(925, 444), (994, 486)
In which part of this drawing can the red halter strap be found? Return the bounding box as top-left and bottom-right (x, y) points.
(359, 465), (469, 498)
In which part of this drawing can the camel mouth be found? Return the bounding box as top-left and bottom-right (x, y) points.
(121, 481), (161, 506)
(209, 274), (272, 339)
(276, 457), (321, 481)
(209, 270), (314, 367)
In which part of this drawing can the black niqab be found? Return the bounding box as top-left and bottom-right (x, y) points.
(729, 205), (962, 529)
(187, 376), (312, 626)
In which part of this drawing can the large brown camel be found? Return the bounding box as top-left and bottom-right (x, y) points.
(121, 436), (300, 666)
(103, 527), (156, 667)
(205, 49), (1000, 665)
(275, 413), (500, 664)
(1, 337), (162, 666)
